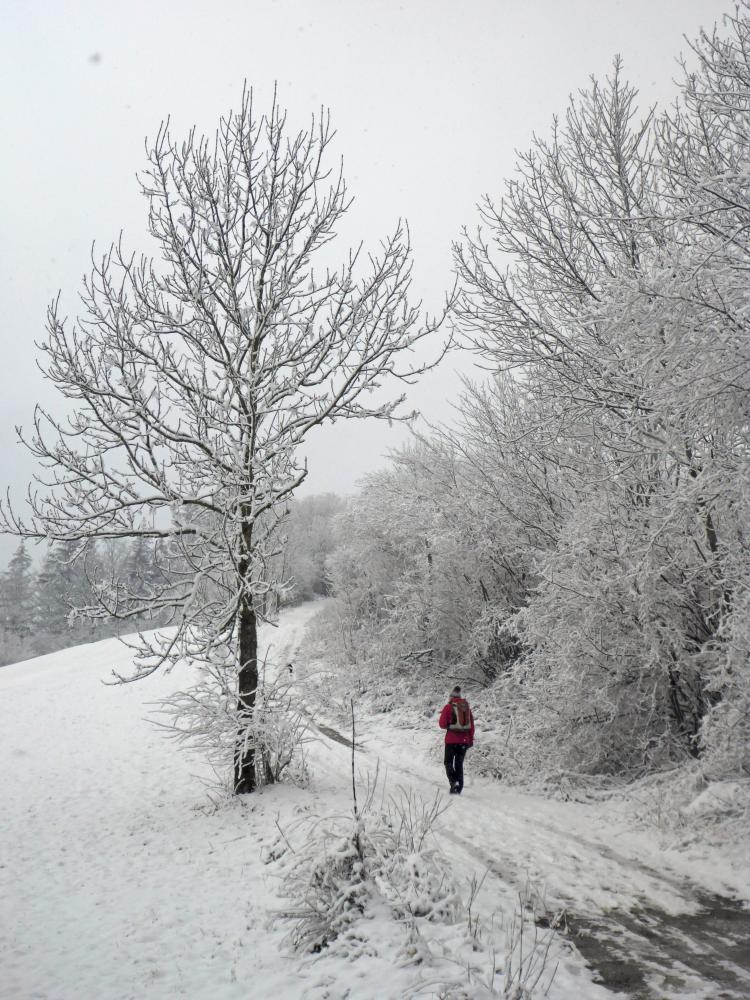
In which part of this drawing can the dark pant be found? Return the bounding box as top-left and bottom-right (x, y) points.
(444, 744), (467, 790)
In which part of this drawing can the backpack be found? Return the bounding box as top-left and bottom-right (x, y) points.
(450, 699), (472, 731)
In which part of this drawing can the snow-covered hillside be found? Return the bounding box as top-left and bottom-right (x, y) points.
(2, 604), (749, 1000)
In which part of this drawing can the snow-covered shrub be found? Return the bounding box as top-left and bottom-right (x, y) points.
(274, 781), (461, 955)
(616, 760), (750, 867)
(240, 677), (312, 787)
(276, 814), (371, 954)
(153, 650), (311, 790)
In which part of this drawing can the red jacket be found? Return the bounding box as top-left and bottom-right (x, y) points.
(439, 697), (475, 746)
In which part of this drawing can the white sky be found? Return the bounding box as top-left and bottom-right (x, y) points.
(0, 0), (730, 561)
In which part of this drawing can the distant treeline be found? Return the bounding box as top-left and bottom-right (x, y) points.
(0, 494), (344, 668)
(0, 537), (171, 666)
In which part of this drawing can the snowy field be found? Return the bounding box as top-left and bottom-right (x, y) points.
(2, 603), (749, 1000)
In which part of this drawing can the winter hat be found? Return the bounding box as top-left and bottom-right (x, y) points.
(451, 685), (461, 697)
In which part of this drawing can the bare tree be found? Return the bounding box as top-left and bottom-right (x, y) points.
(1, 89), (446, 792)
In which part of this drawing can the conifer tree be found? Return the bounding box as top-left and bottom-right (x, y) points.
(2, 543), (36, 637)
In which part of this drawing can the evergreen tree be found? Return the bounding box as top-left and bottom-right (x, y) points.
(2, 543), (36, 637)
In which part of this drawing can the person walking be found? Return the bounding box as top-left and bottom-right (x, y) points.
(439, 685), (474, 794)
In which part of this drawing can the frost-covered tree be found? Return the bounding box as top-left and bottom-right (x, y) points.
(282, 493), (346, 603)
(326, 455), (445, 686)
(651, 4), (750, 774)
(1, 91), (445, 792)
(320, 23), (750, 782)
(449, 33), (750, 776)
(453, 59), (659, 391)
(324, 424), (539, 697)
(446, 65), (679, 771)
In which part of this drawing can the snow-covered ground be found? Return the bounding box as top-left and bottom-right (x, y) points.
(2, 603), (749, 1000)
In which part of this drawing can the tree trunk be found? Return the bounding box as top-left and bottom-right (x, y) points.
(234, 595), (258, 793)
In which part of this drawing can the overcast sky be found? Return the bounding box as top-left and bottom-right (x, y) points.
(0, 0), (730, 561)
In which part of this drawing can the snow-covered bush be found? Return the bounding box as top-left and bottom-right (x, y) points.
(154, 649), (311, 791)
(274, 781), (461, 955)
(276, 813), (371, 955)
(271, 750), (560, 996)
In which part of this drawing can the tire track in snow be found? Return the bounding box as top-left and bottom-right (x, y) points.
(440, 825), (750, 1000)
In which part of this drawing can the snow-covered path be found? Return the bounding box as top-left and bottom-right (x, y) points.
(346, 723), (750, 999)
(2, 603), (749, 1000)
